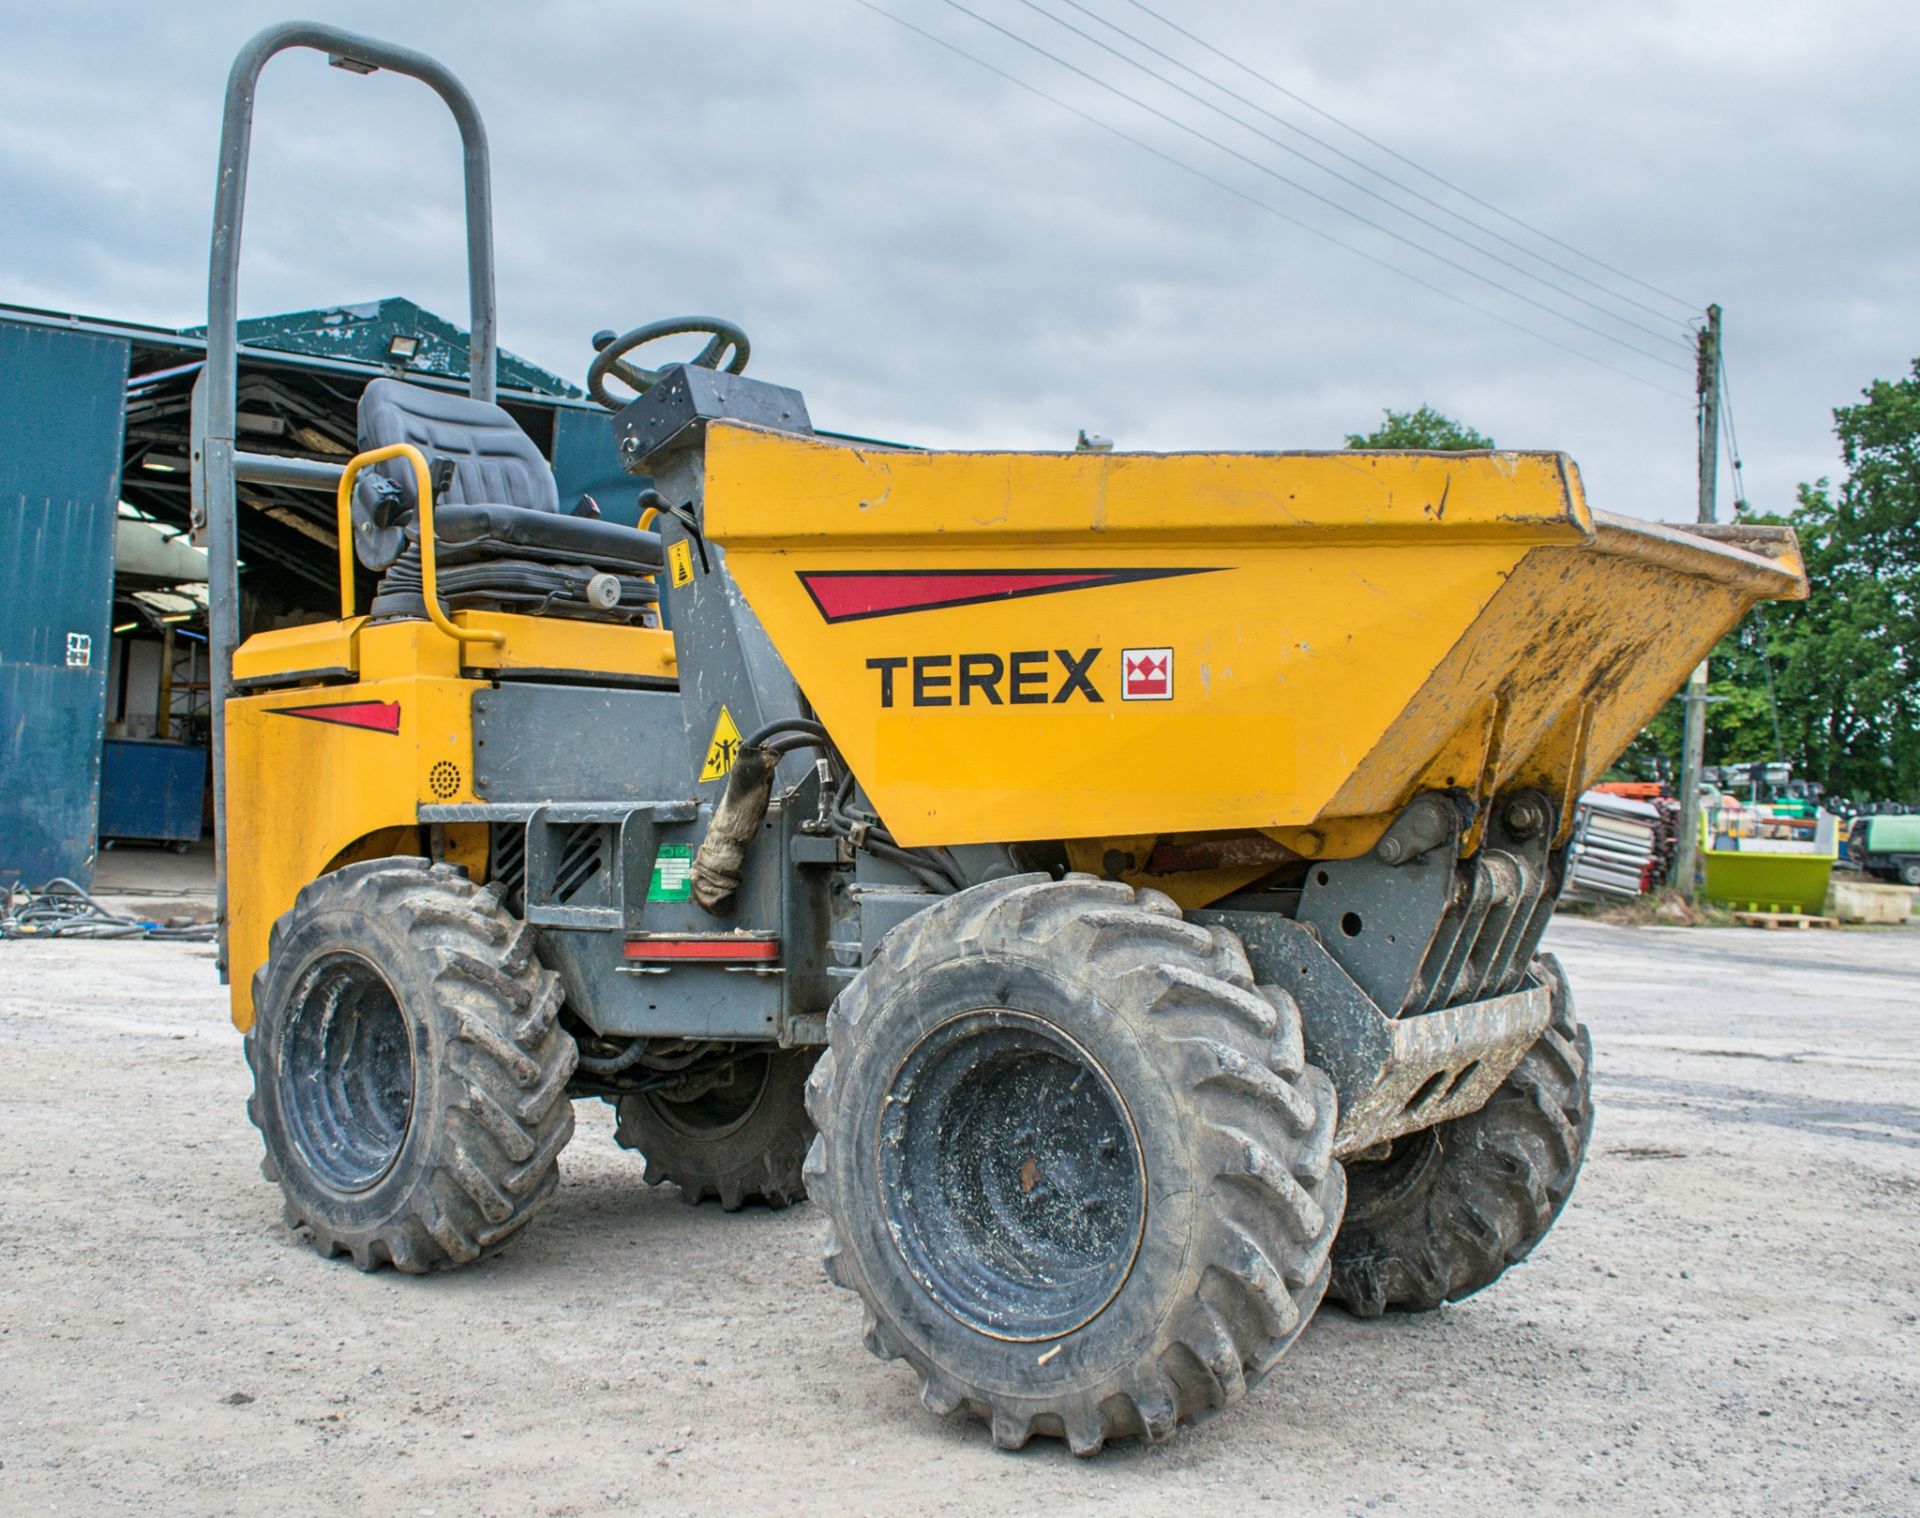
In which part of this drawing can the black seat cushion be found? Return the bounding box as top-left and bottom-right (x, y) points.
(370, 548), (660, 625)
(430, 502), (662, 573)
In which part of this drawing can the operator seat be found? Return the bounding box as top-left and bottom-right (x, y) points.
(352, 378), (663, 625)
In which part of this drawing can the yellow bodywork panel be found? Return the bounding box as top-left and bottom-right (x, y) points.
(221, 601), (676, 1028)
(231, 608), (673, 687)
(232, 617), (366, 686)
(224, 617), (490, 1030)
(703, 423), (1806, 860)
(452, 610), (676, 681)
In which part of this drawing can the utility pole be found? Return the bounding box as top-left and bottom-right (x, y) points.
(1672, 303), (1722, 894)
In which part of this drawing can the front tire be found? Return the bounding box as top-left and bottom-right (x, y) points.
(805, 874), (1344, 1455)
(245, 858), (576, 1272)
(1327, 953), (1593, 1316)
(614, 1048), (817, 1209)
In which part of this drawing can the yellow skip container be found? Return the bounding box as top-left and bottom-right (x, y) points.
(704, 423), (1807, 893)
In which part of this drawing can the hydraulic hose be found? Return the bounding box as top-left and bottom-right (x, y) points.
(691, 743), (782, 914)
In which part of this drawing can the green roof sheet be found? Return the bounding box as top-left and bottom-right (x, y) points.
(183, 297), (579, 397)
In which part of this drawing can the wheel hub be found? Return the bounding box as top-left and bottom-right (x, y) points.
(647, 1053), (770, 1140)
(278, 952), (414, 1193)
(880, 1011), (1145, 1342)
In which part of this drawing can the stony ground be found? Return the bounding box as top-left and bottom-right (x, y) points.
(1, 917), (1915, 1516)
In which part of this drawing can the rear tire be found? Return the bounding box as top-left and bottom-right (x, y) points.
(805, 874), (1344, 1455)
(614, 1048), (817, 1209)
(245, 858), (576, 1272)
(1899, 859), (1920, 887)
(1327, 953), (1592, 1316)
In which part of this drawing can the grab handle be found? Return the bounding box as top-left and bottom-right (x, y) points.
(336, 444), (505, 646)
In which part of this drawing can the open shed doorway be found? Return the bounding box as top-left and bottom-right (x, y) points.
(0, 298), (633, 888)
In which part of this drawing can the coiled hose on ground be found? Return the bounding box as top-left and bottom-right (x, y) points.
(0, 878), (217, 941)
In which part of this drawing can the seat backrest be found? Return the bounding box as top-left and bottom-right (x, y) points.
(358, 377), (558, 516)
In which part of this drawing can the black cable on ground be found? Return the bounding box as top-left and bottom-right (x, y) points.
(0, 879), (217, 942)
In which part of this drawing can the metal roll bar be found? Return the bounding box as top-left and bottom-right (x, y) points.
(194, 21), (498, 974)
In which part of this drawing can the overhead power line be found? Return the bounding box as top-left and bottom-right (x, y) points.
(1029, 0), (1689, 351)
(1718, 352), (1749, 509)
(928, 0), (1689, 374)
(1713, 347), (1784, 759)
(856, 0), (1690, 398)
(1049, 0), (1694, 337)
(1117, 0), (1701, 316)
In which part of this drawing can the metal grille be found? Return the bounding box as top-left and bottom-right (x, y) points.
(488, 824), (525, 913)
(551, 825), (609, 904)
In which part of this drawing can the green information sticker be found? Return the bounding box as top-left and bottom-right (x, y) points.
(647, 843), (694, 903)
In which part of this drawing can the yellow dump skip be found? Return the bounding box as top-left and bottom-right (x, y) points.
(705, 423), (1806, 855)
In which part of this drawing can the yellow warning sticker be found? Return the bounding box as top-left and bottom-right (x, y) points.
(668, 538), (695, 588)
(700, 705), (743, 782)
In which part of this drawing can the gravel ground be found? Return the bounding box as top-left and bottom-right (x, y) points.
(1, 917), (1915, 1515)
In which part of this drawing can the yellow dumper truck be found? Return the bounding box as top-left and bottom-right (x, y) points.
(200, 24), (1809, 1455)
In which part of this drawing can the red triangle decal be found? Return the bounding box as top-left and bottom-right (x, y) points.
(269, 700), (402, 734)
(798, 567), (1216, 623)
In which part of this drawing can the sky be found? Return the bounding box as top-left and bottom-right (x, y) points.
(2, 0), (1917, 521)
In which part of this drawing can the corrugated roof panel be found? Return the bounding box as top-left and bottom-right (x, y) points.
(183, 296), (579, 397)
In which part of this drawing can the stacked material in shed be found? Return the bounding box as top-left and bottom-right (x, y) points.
(1564, 790), (1667, 901)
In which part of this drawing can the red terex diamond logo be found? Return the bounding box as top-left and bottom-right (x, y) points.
(1121, 647), (1173, 701)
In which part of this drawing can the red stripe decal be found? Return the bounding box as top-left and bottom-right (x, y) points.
(797, 567), (1217, 623)
(269, 700), (402, 734)
(625, 938), (782, 961)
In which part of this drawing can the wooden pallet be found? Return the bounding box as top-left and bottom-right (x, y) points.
(1733, 910), (1840, 931)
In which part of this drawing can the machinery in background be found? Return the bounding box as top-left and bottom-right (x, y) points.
(1848, 814), (1920, 887)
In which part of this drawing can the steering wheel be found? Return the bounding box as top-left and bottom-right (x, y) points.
(587, 317), (751, 410)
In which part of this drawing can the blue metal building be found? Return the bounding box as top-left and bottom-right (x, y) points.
(0, 299), (633, 888)
(0, 320), (128, 888)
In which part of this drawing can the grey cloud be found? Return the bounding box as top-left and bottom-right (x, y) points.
(3, 0), (1915, 520)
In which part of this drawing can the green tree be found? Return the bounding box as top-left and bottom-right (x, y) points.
(1345, 405), (1494, 451)
(1616, 360), (1920, 804)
